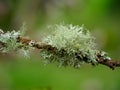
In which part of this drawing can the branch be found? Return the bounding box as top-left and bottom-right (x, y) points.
(97, 58), (120, 70)
(1, 24), (120, 70)
(17, 37), (120, 70)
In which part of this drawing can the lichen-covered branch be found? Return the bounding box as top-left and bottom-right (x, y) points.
(17, 37), (120, 70)
(0, 24), (120, 70)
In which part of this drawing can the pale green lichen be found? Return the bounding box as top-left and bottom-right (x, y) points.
(0, 30), (21, 52)
(0, 24), (30, 57)
(18, 22), (27, 36)
(41, 24), (99, 68)
(0, 23), (111, 68)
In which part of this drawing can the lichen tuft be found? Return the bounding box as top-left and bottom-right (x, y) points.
(0, 23), (30, 57)
(41, 24), (99, 68)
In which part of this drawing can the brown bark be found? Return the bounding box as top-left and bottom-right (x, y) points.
(17, 36), (120, 70)
(97, 58), (120, 70)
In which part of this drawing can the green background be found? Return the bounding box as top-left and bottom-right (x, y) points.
(0, 0), (120, 90)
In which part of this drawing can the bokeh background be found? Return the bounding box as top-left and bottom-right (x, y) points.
(0, 0), (120, 90)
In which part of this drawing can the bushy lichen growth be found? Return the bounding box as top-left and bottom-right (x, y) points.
(41, 24), (99, 68)
(0, 24), (30, 58)
(0, 30), (21, 52)
(0, 23), (112, 68)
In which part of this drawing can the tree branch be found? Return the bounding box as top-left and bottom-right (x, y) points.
(17, 37), (120, 70)
(97, 58), (120, 70)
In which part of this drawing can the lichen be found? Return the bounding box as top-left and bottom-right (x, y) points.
(40, 24), (100, 68)
(0, 23), (30, 57)
(0, 23), (112, 68)
(0, 30), (21, 52)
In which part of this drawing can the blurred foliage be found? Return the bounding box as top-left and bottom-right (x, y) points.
(0, 0), (120, 90)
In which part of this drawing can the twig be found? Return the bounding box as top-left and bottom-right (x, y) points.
(17, 37), (120, 70)
(97, 58), (120, 70)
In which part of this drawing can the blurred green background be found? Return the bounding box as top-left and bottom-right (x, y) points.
(0, 0), (120, 90)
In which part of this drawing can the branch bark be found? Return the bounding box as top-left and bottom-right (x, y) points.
(97, 58), (120, 70)
(17, 36), (120, 70)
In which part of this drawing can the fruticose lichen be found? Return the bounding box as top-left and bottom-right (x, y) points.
(41, 24), (99, 68)
(0, 24), (30, 58)
(0, 23), (111, 68)
(0, 30), (21, 52)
